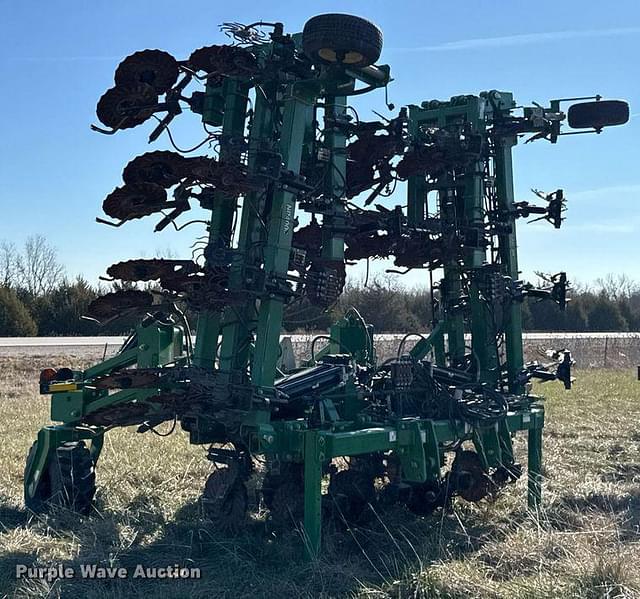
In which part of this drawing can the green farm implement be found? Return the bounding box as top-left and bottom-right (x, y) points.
(24, 15), (629, 557)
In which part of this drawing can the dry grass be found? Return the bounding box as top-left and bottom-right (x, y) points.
(1, 354), (640, 598)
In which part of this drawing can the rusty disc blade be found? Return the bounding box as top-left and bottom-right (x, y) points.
(345, 233), (393, 260)
(106, 259), (202, 282)
(87, 289), (154, 320)
(82, 394), (179, 427)
(292, 221), (323, 255)
(122, 151), (189, 187)
(188, 44), (258, 77)
(202, 468), (248, 531)
(160, 264), (230, 293)
(218, 167), (262, 195)
(452, 450), (491, 503)
(102, 183), (168, 221)
(114, 49), (179, 94)
(92, 369), (163, 390)
(186, 157), (221, 184)
(96, 83), (159, 130)
(159, 272), (208, 295)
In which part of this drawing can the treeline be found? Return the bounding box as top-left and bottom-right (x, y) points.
(0, 236), (639, 336)
(0, 236), (122, 336)
(327, 275), (640, 333)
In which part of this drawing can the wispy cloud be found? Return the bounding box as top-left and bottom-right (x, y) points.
(571, 222), (637, 234)
(570, 184), (640, 202)
(8, 55), (122, 63)
(390, 26), (640, 53)
(525, 220), (637, 235)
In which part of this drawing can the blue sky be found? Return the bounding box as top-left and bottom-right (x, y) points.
(0, 0), (638, 289)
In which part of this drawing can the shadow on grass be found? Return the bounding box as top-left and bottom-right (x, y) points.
(560, 490), (640, 513)
(601, 462), (640, 483)
(556, 489), (640, 543)
(0, 496), (31, 532)
(1, 489), (538, 598)
(0, 550), (43, 597)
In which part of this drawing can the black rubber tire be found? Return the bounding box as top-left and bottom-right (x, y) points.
(567, 99), (629, 130)
(302, 13), (383, 68)
(49, 442), (96, 514)
(25, 441), (96, 514)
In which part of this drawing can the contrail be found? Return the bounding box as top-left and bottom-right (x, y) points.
(390, 26), (640, 52)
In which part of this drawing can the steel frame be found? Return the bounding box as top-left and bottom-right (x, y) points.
(23, 16), (627, 559)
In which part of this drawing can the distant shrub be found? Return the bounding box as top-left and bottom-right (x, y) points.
(0, 286), (37, 336)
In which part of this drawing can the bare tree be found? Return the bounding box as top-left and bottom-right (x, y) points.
(153, 245), (178, 259)
(595, 273), (638, 301)
(0, 241), (18, 287)
(15, 235), (65, 296)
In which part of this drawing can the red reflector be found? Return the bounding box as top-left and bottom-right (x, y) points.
(40, 368), (58, 382)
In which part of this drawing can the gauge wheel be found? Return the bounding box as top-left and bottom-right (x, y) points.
(302, 13), (383, 68)
(25, 441), (96, 514)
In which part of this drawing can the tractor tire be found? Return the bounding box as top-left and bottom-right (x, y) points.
(25, 441), (96, 514)
(302, 14), (383, 68)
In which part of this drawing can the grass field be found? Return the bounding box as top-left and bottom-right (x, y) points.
(1, 355), (640, 598)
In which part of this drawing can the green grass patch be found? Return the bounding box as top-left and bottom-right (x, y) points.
(1, 357), (640, 598)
